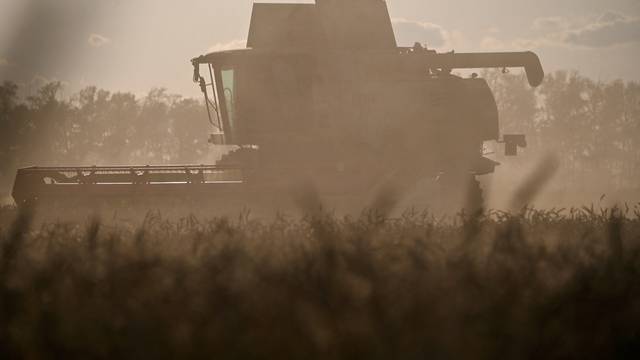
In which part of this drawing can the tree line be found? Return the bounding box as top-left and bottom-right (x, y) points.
(0, 82), (211, 200)
(484, 70), (640, 201)
(1, 70), (639, 203)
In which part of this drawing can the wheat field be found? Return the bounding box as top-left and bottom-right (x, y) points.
(0, 205), (639, 359)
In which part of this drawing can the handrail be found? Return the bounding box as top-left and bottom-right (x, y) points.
(17, 164), (241, 173)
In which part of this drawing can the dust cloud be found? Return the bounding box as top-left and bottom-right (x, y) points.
(1, 0), (638, 217)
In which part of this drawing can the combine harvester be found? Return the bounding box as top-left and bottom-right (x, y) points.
(13, 0), (544, 217)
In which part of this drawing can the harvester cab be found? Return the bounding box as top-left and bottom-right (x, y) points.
(12, 0), (544, 216)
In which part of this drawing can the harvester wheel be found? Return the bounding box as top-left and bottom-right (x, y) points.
(218, 147), (259, 167)
(436, 173), (484, 215)
(217, 147), (262, 182)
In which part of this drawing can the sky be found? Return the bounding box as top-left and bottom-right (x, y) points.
(1, 0), (639, 98)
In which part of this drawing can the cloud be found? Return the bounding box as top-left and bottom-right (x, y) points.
(487, 26), (500, 34)
(391, 18), (448, 48)
(88, 33), (111, 48)
(597, 11), (626, 24)
(208, 39), (246, 53)
(564, 13), (640, 48)
(480, 36), (506, 50)
(521, 12), (640, 49)
(532, 16), (570, 33)
(512, 35), (561, 50)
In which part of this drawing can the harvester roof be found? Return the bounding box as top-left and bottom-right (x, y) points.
(246, 1), (397, 50)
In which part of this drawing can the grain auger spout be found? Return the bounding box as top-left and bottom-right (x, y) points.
(423, 50), (545, 87)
